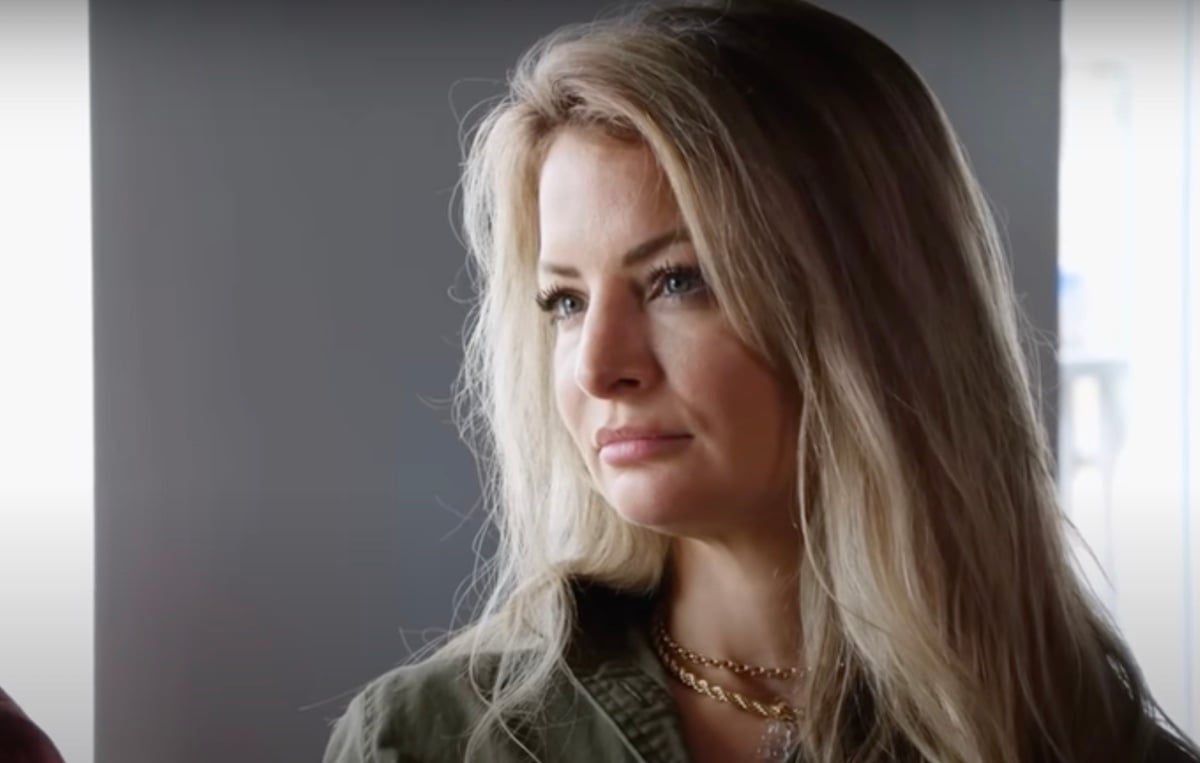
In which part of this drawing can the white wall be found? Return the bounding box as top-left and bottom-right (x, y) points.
(0, 3), (94, 762)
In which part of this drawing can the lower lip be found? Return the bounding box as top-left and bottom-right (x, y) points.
(599, 436), (692, 466)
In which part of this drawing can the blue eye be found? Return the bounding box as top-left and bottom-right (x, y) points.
(650, 263), (707, 298)
(534, 287), (583, 322)
(659, 269), (702, 296)
(534, 262), (709, 325)
(553, 293), (583, 319)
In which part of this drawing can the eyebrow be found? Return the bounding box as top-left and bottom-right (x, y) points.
(537, 227), (691, 278)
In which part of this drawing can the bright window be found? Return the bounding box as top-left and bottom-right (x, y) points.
(0, 3), (94, 761)
(1059, 0), (1200, 735)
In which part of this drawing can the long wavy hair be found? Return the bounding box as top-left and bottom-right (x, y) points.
(435, 1), (1198, 761)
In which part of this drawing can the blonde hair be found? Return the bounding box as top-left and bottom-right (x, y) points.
(433, 1), (1196, 760)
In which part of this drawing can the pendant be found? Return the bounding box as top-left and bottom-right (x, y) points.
(756, 718), (800, 761)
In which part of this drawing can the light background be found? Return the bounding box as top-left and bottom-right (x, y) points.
(4, 0), (1195, 761)
(0, 3), (93, 763)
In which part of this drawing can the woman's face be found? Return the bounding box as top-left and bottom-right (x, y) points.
(536, 127), (798, 537)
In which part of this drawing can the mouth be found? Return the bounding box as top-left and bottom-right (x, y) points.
(597, 433), (693, 466)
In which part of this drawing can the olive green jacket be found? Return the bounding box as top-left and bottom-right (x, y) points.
(322, 583), (1200, 763)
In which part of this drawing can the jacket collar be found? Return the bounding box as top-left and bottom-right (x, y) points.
(563, 580), (692, 763)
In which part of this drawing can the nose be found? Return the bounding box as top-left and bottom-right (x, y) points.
(573, 288), (661, 399)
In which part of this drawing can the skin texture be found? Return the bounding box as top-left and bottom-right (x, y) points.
(536, 127), (806, 761)
(537, 127), (798, 542)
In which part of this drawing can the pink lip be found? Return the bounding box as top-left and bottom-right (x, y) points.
(595, 427), (692, 466)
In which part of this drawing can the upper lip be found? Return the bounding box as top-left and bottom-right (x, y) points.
(595, 426), (691, 449)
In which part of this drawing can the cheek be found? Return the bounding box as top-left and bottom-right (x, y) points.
(687, 342), (791, 451)
(552, 344), (584, 445)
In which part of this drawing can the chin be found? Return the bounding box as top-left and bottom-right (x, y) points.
(609, 503), (684, 532)
(602, 478), (711, 533)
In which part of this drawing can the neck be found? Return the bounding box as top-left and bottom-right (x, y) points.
(661, 526), (803, 674)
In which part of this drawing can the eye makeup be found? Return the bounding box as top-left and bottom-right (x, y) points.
(534, 260), (709, 324)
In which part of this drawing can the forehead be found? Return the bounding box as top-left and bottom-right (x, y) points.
(536, 128), (682, 258)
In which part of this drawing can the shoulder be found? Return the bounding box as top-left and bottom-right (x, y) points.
(321, 652), (497, 763)
(320, 582), (655, 763)
(0, 686), (66, 763)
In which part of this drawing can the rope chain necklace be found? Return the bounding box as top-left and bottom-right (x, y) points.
(650, 612), (805, 761)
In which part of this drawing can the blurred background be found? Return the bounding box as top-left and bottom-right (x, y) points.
(0, 0), (1195, 761)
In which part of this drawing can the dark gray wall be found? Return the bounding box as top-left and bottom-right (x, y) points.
(92, 2), (1060, 761)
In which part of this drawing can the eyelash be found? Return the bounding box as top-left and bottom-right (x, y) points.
(534, 261), (708, 323)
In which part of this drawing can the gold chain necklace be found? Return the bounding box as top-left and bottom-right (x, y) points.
(651, 615), (803, 723)
(655, 619), (801, 680)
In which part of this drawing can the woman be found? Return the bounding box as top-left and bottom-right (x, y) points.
(324, 1), (1200, 761)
